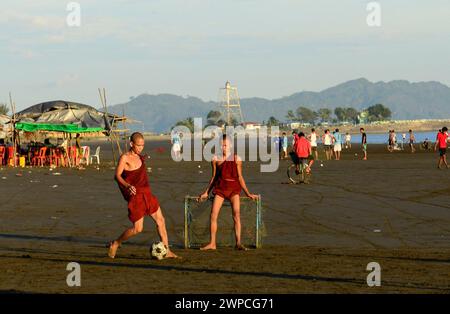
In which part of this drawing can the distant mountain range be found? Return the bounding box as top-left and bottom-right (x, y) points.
(107, 78), (450, 133)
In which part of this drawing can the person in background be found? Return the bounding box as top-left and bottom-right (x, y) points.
(333, 128), (342, 160)
(308, 128), (319, 160)
(408, 129), (416, 153)
(345, 132), (351, 149)
(435, 127), (449, 169)
(281, 132), (288, 159)
(360, 128), (367, 160)
(322, 129), (333, 160)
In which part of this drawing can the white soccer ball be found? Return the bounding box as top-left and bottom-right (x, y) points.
(150, 241), (167, 260)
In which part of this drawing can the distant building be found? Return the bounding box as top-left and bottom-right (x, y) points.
(290, 122), (311, 129)
(290, 122), (301, 130)
(243, 122), (262, 130)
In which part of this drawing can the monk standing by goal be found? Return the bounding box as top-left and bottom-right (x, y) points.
(198, 134), (258, 251)
(108, 132), (178, 259)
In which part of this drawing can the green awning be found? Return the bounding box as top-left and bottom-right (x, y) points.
(15, 122), (104, 133)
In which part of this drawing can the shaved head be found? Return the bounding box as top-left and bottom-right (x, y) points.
(130, 132), (144, 143)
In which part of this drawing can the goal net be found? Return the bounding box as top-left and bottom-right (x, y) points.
(184, 196), (264, 249)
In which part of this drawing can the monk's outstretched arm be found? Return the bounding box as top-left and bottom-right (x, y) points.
(236, 157), (258, 200)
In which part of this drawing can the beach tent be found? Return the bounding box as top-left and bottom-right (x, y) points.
(14, 100), (114, 134)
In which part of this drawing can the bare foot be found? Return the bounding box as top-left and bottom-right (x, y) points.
(235, 244), (249, 251)
(164, 250), (181, 259)
(108, 240), (120, 258)
(200, 243), (216, 251)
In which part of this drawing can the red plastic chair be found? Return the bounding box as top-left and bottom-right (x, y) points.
(69, 146), (79, 166)
(7, 146), (18, 166)
(32, 147), (47, 167)
(52, 148), (67, 167)
(50, 148), (58, 167)
(0, 146), (5, 165)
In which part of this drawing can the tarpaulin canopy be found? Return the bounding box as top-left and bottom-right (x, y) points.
(15, 122), (104, 133)
(15, 100), (114, 133)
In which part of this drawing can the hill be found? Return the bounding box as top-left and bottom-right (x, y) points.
(107, 78), (450, 132)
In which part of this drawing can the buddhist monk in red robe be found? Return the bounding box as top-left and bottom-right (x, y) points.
(198, 134), (259, 251)
(108, 132), (178, 259)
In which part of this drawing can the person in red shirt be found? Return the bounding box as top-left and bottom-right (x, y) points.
(435, 127), (449, 169)
(293, 132), (313, 174)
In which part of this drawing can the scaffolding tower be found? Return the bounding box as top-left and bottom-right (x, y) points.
(218, 81), (244, 126)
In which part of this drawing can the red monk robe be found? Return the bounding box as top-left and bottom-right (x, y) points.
(117, 155), (160, 223)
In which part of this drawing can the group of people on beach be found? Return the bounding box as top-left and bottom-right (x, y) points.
(285, 128), (362, 165)
(388, 129), (416, 153)
(108, 125), (449, 260)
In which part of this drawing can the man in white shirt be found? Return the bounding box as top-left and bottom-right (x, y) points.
(307, 128), (318, 160)
(322, 129), (333, 160)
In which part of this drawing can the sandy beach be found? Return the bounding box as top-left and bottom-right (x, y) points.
(0, 140), (449, 293)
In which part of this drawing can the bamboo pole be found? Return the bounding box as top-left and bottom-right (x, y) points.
(106, 88), (122, 156)
(65, 132), (72, 168)
(99, 88), (117, 166)
(9, 92), (17, 167)
(122, 104), (127, 153)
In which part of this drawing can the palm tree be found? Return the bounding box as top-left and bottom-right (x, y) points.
(266, 116), (280, 126)
(206, 110), (222, 126)
(317, 108), (332, 123)
(174, 117), (195, 132)
(285, 110), (296, 123)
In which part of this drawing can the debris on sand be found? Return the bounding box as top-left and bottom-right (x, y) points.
(1, 177), (7, 180)
(373, 229), (381, 233)
(51, 185), (58, 188)
(52, 172), (62, 176)
(16, 173), (23, 177)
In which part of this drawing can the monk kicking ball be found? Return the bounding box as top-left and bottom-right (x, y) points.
(108, 132), (178, 259)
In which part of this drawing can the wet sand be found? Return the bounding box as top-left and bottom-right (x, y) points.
(0, 141), (449, 293)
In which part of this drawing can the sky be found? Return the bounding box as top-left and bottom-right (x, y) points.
(1, 0), (450, 111)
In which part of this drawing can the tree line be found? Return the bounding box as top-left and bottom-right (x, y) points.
(173, 104), (392, 131)
(283, 104), (391, 125)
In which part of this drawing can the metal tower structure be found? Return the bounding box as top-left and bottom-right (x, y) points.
(218, 81), (244, 126)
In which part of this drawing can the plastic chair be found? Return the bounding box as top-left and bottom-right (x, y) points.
(68, 146), (79, 166)
(7, 146), (19, 166)
(90, 146), (100, 165)
(79, 146), (90, 165)
(50, 148), (64, 167)
(32, 147), (47, 167)
(0, 146), (5, 165)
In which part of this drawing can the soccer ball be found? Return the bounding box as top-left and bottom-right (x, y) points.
(150, 241), (167, 260)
